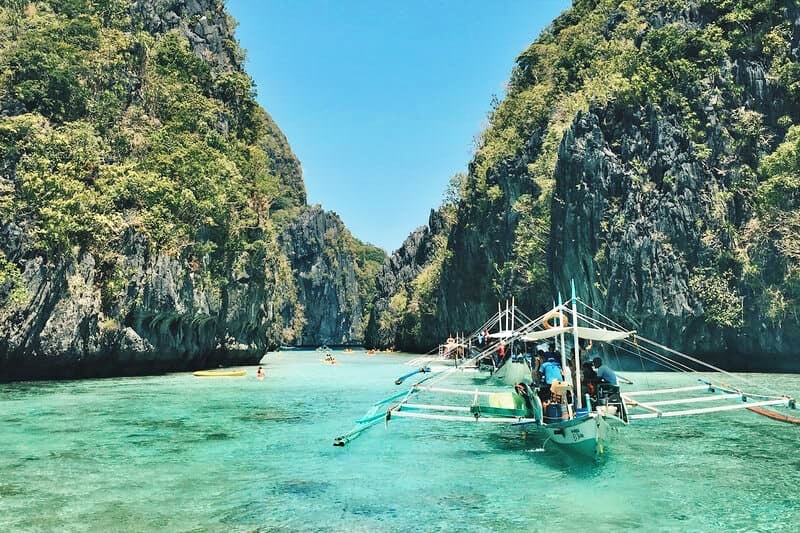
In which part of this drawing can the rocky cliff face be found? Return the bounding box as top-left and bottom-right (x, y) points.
(549, 2), (800, 371)
(364, 209), (444, 349)
(279, 206), (366, 346)
(0, 0), (368, 381)
(372, 0), (800, 370)
(131, 0), (239, 71)
(0, 226), (295, 380)
(261, 111), (307, 208)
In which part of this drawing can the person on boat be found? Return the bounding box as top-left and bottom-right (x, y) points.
(581, 361), (598, 399)
(593, 356), (622, 403)
(256, 366), (264, 379)
(544, 342), (559, 361)
(566, 357), (577, 387)
(592, 357), (617, 386)
(532, 350), (545, 384)
(537, 354), (563, 403)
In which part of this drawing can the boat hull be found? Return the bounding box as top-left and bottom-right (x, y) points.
(543, 413), (625, 457)
(192, 370), (247, 377)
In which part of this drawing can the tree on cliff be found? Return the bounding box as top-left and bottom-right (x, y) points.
(0, 1), (379, 380)
(368, 0), (800, 369)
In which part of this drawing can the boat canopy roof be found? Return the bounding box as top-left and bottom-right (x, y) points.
(488, 330), (515, 339)
(519, 326), (632, 343)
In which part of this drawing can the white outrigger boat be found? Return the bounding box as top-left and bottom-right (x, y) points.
(406, 299), (538, 384)
(335, 282), (798, 457)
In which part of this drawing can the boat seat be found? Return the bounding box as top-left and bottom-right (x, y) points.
(550, 379), (573, 403)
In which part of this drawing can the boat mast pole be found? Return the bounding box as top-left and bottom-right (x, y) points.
(453, 330), (458, 368)
(496, 301), (501, 370)
(571, 279), (583, 409)
(511, 296), (516, 357)
(558, 292), (567, 371)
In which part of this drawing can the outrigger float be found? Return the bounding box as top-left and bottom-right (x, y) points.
(335, 282), (798, 457)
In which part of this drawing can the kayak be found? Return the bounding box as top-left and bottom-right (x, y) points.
(192, 370), (247, 377)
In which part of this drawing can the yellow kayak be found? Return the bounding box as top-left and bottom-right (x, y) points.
(192, 370), (247, 377)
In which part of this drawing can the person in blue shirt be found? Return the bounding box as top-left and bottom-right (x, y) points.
(592, 357), (617, 386)
(593, 356), (624, 405)
(541, 357), (563, 385)
(537, 354), (563, 403)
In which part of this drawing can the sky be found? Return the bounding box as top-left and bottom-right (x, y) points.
(227, 0), (572, 253)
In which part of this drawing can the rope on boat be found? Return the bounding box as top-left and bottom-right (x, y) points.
(577, 299), (790, 400)
(614, 339), (695, 373)
(634, 336), (786, 397)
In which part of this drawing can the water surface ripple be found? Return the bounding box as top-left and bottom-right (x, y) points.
(1, 350), (799, 531)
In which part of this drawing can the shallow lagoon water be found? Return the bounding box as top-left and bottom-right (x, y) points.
(1, 350), (799, 532)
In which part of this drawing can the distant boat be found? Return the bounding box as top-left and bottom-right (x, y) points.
(193, 370), (247, 377)
(405, 302), (533, 381)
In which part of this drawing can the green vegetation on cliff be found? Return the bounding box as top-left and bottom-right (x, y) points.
(1, 1), (302, 251)
(1, 1), (380, 378)
(0, 1), (310, 354)
(369, 0), (800, 366)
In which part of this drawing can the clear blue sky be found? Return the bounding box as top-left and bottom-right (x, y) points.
(227, 0), (572, 253)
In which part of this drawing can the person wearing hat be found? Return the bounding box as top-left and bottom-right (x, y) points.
(537, 352), (563, 403)
(592, 357), (617, 386)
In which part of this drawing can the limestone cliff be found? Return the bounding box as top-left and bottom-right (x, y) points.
(370, 0), (800, 371)
(364, 209), (445, 350)
(131, 0), (240, 71)
(0, 0), (372, 380)
(279, 206), (381, 346)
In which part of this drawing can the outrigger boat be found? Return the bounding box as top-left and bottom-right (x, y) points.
(406, 334), (470, 369)
(406, 299), (537, 383)
(335, 282), (798, 457)
(316, 344), (338, 364)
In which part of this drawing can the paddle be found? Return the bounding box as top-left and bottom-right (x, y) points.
(395, 367), (431, 385)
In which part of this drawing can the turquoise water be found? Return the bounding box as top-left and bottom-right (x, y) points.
(2, 350), (799, 532)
